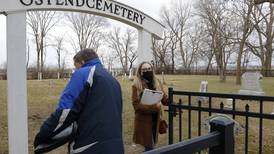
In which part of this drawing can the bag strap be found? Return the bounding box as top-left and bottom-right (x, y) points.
(160, 105), (164, 119)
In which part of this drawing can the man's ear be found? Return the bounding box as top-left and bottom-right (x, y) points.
(81, 60), (85, 65)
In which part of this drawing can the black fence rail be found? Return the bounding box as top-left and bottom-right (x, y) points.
(144, 117), (235, 154)
(168, 88), (274, 154)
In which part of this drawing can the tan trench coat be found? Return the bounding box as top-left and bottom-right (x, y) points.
(131, 81), (168, 148)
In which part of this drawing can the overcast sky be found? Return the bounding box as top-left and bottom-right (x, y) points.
(0, 0), (191, 68)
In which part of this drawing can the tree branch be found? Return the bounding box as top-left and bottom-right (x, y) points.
(254, 0), (274, 4)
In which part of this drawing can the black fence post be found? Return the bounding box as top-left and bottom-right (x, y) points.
(209, 117), (235, 154)
(168, 87), (174, 145)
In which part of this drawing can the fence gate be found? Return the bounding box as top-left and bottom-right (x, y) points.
(168, 87), (274, 154)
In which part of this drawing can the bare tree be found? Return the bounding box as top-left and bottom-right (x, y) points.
(255, 0), (274, 4)
(152, 29), (178, 74)
(53, 36), (66, 79)
(162, 1), (193, 73)
(27, 11), (59, 80)
(128, 51), (137, 72)
(60, 55), (67, 77)
(152, 31), (173, 73)
(196, 0), (236, 82)
(198, 29), (215, 74)
(169, 32), (178, 74)
(102, 54), (115, 73)
(107, 55), (115, 73)
(242, 49), (253, 70)
(184, 24), (204, 72)
(232, 0), (256, 84)
(66, 12), (108, 53)
(107, 28), (137, 74)
(247, 3), (274, 76)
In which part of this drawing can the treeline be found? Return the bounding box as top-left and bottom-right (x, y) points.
(152, 0), (274, 84)
(1, 68), (274, 80)
(2, 0), (273, 84)
(0, 68), (71, 80)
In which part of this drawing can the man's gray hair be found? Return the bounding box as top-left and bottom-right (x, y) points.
(73, 48), (99, 63)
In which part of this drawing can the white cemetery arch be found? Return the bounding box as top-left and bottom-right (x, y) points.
(0, 0), (164, 153)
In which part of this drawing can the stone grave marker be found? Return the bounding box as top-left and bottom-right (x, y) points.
(198, 81), (208, 103)
(238, 72), (264, 95)
(128, 69), (134, 81)
(224, 98), (233, 109)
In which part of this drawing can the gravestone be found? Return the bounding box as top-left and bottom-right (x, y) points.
(128, 69), (134, 81)
(198, 81), (208, 103)
(271, 108), (274, 115)
(238, 72), (264, 95)
(224, 98), (233, 109)
(200, 81), (208, 93)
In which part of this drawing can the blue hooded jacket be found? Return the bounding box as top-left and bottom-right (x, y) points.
(34, 58), (124, 154)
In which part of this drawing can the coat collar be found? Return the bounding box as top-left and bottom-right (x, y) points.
(82, 58), (101, 68)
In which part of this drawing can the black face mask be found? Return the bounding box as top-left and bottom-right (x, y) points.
(142, 71), (153, 83)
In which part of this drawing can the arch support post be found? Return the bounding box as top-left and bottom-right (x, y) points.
(137, 30), (153, 64)
(7, 11), (28, 154)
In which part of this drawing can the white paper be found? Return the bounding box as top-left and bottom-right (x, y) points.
(141, 88), (163, 105)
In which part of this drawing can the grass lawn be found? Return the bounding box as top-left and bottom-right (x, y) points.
(0, 75), (274, 154)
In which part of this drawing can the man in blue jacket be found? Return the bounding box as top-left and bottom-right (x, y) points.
(34, 48), (124, 154)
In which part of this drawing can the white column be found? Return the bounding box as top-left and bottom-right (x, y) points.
(7, 12), (28, 154)
(137, 30), (153, 64)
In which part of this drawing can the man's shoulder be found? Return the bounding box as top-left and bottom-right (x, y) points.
(74, 66), (95, 75)
(78, 66), (93, 72)
(71, 67), (95, 83)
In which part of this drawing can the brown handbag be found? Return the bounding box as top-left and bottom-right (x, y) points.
(159, 119), (168, 134)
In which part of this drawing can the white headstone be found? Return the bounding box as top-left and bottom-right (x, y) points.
(271, 108), (274, 115)
(224, 98), (233, 109)
(128, 69), (134, 81)
(238, 72), (264, 95)
(198, 81), (208, 103)
(200, 81), (208, 92)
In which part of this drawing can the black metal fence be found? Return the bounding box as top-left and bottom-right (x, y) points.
(167, 88), (274, 154)
(144, 117), (235, 154)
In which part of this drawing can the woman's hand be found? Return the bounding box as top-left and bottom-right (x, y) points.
(156, 102), (161, 108)
(152, 103), (161, 111)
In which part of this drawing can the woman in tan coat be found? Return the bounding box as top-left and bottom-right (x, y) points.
(131, 61), (168, 152)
